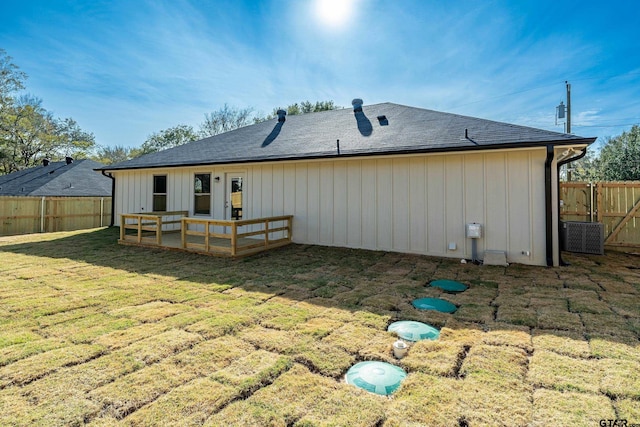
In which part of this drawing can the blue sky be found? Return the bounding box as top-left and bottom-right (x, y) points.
(2, 0), (639, 150)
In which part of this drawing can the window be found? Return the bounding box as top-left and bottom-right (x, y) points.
(194, 173), (211, 215)
(153, 175), (167, 212)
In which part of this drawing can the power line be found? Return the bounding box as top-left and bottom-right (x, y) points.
(574, 123), (639, 129)
(447, 70), (640, 112)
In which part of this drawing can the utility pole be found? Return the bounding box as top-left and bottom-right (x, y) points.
(565, 81), (571, 134)
(565, 81), (572, 181)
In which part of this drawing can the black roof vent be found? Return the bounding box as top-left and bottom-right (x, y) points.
(65, 156), (73, 165)
(377, 115), (388, 125)
(276, 109), (286, 122)
(42, 158), (50, 167)
(352, 98), (363, 112)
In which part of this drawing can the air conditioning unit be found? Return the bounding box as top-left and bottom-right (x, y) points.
(560, 221), (604, 255)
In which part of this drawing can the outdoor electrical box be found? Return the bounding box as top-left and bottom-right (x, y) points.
(466, 223), (482, 239)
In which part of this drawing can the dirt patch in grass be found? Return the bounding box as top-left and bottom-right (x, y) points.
(1, 228), (639, 425)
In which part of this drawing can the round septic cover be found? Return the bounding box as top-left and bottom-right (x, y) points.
(388, 320), (440, 341)
(345, 361), (407, 396)
(430, 279), (468, 293)
(412, 297), (457, 313)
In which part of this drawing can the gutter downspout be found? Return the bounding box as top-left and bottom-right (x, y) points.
(544, 145), (555, 266)
(557, 147), (588, 266)
(101, 170), (115, 227)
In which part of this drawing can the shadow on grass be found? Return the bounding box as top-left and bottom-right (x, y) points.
(1, 227), (638, 341)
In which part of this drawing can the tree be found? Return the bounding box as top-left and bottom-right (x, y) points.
(140, 124), (199, 155)
(0, 52), (96, 174)
(567, 151), (602, 182)
(597, 125), (640, 181)
(0, 49), (26, 111)
(0, 96), (58, 173)
(199, 104), (254, 137)
(55, 117), (96, 159)
(93, 145), (138, 165)
(0, 95), (96, 174)
(265, 100), (338, 120)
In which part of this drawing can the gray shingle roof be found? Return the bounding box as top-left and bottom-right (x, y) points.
(100, 102), (595, 171)
(0, 159), (112, 197)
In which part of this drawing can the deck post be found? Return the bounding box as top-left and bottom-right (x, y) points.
(137, 215), (142, 243)
(205, 222), (210, 253)
(156, 215), (163, 246)
(120, 214), (125, 241)
(231, 222), (237, 256)
(265, 219), (269, 247)
(181, 218), (187, 248)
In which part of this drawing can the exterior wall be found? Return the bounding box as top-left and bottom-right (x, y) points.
(113, 147), (548, 265)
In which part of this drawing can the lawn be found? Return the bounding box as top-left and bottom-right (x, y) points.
(0, 227), (639, 426)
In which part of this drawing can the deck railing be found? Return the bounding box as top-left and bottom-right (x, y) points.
(119, 212), (293, 257)
(119, 211), (188, 246)
(181, 215), (293, 256)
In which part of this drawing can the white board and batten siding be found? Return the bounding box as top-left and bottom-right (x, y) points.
(114, 147), (548, 265)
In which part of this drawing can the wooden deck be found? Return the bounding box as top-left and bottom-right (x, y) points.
(119, 212), (293, 257)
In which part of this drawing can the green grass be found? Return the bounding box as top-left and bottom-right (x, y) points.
(0, 227), (639, 426)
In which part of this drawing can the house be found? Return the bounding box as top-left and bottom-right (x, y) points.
(0, 158), (112, 197)
(0, 158), (113, 235)
(98, 101), (595, 266)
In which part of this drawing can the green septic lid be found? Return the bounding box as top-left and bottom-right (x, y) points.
(388, 320), (440, 341)
(412, 297), (457, 313)
(345, 361), (407, 396)
(430, 279), (468, 293)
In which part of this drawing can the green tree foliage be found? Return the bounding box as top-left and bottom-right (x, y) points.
(266, 100), (338, 119)
(0, 50), (96, 174)
(199, 104), (254, 137)
(598, 125), (640, 181)
(567, 125), (640, 182)
(140, 124), (199, 155)
(93, 144), (139, 165)
(568, 151), (602, 182)
(0, 48), (26, 110)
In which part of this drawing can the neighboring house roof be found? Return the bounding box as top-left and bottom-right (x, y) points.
(99, 102), (596, 171)
(0, 159), (112, 197)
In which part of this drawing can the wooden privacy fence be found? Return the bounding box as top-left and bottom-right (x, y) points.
(0, 196), (112, 236)
(560, 181), (640, 248)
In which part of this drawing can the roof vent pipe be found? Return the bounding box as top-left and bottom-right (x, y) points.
(42, 158), (50, 167)
(352, 98), (363, 112)
(276, 109), (286, 122)
(65, 156), (73, 165)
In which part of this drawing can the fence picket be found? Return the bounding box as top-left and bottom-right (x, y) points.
(560, 181), (640, 247)
(0, 196), (112, 236)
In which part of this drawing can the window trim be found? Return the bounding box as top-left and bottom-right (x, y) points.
(194, 173), (211, 216)
(152, 174), (167, 212)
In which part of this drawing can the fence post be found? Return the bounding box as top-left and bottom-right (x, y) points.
(596, 183), (603, 223)
(40, 196), (46, 233)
